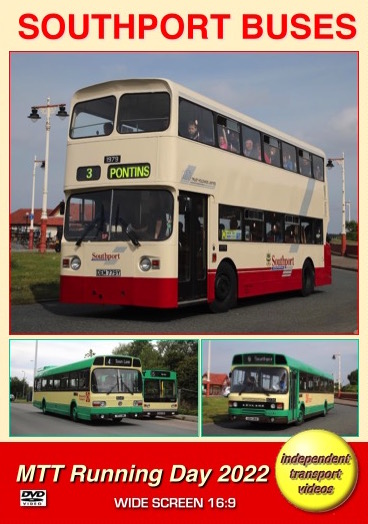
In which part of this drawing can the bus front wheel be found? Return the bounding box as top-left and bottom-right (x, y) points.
(210, 262), (237, 313)
(301, 260), (315, 297)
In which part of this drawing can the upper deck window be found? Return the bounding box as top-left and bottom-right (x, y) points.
(70, 96), (116, 139)
(117, 92), (170, 134)
(179, 99), (215, 146)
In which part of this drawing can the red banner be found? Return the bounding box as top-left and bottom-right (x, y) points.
(1, 441), (365, 523)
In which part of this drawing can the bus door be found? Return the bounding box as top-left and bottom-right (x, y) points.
(290, 370), (299, 422)
(178, 191), (207, 302)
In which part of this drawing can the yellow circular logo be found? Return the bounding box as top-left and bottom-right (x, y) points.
(275, 430), (358, 512)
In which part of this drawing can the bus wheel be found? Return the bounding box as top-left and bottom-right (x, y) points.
(296, 407), (305, 425)
(301, 260), (315, 297)
(71, 403), (78, 422)
(210, 261), (237, 313)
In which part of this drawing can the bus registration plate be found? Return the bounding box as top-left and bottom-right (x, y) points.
(96, 269), (121, 277)
(245, 416), (260, 421)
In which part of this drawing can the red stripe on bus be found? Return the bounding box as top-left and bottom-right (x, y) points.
(60, 276), (178, 308)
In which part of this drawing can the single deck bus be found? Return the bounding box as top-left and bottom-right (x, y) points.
(33, 355), (143, 422)
(60, 78), (331, 312)
(142, 369), (178, 417)
(228, 353), (334, 425)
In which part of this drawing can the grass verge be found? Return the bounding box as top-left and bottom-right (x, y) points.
(202, 396), (229, 424)
(11, 252), (60, 305)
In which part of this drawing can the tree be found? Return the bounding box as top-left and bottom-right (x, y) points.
(10, 376), (30, 399)
(347, 369), (358, 386)
(113, 340), (163, 369)
(346, 220), (358, 241)
(84, 349), (96, 358)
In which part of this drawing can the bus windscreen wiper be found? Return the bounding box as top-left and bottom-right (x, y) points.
(117, 217), (140, 247)
(76, 209), (105, 246)
(121, 381), (134, 395)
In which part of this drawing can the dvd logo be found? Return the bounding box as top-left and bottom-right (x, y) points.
(20, 490), (47, 507)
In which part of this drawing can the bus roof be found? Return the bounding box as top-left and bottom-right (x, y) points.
(231, 353), (333, 380)
(35, 355), (142, 378)
(71, 78), (325, 157)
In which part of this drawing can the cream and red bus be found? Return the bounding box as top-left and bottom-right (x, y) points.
(60, 78), (331, 312)
(33, 354), (143, 422)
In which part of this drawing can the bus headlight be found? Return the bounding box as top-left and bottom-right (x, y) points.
(92, 401), (106, 407)
(70, 256), (81, 270)
(139, 257), (152, 272)
(230, 401), (238, 408)
(133, 400), (143, 406)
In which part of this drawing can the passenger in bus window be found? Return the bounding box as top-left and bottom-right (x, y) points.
(187, 120), (199, 140)
(218, 127), (228, 150)
(300, 157), (311, 177)
(283, 154), (294, 171)
(243, 139), (257, 159)
(219, 135), (228, 150)
(263, 144), (272, 164)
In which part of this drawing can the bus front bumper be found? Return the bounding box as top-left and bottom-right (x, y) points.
(229, 409), (288, 424)
(60, 275), (178, 308)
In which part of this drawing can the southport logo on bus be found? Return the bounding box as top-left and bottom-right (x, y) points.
(107, 163), (150, 180)
(269, 254), (295, 277)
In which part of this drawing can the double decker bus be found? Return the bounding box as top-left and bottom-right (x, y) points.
(33, 355), (143, 422)
(228, 353), (334, 425)
(60, 78), (331, 312)
(142, 369), (178, 418)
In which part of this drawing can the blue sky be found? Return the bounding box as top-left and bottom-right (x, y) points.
(10, 52), (357, 233)
(202, 339), (358, 386)
(10, 339), (135, 384)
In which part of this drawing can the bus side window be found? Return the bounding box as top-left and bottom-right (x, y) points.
(179, 99), (214, 146)
(299, 150), (312, 177)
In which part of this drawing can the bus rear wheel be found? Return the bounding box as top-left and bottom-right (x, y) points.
(301, 260), (315, 297)
(71, 403), (78, 422)
(210, 261), (237, 313)
(295, 407), (305, 425)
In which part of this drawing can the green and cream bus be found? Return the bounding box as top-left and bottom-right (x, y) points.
(142, 369), (178, 417)
(33, 354), (143, 422)
(228, 353), (334, 425)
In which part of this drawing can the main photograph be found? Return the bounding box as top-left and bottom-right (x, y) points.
(10, 52), (358, 334)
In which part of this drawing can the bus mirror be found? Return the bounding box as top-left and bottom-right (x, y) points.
(59, 201), (65, 216)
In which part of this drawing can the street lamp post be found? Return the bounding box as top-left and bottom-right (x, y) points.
(346, 200), (351, 223)
(27, 99), (68, 254)
(332, 353), (342, 398)
(28, 156), (45, 250)
(22, 370), (26, 399)
(326, 153), (346, 256)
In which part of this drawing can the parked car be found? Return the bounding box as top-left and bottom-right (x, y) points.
(222, 386), (231, 397)
(10, 394), (15, 402)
